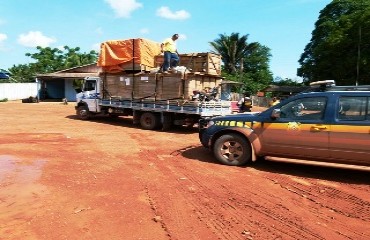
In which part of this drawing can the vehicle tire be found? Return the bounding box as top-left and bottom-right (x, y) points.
(140, 112), (159, 130)
(213, 134), (251, 166)
(76, 105), (91, 120)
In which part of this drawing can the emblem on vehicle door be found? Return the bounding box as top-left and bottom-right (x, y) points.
(287, 122), (301, 134)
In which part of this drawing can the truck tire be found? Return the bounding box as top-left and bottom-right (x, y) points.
(140, 112), (159, 130)
(213, 134), (251, 166)
(76, 105), (91, 120)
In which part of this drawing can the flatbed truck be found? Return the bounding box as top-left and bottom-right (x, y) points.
(75, 76), (232, 130)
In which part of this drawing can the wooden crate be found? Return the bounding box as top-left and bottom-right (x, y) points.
(102, 73), (133, 99)
(119, 62), (156, 72)
(156, 74), (184, 100)
(101, 72), (222, 100)
(133, 74), (157, 99)
(184, 74), (223, 99)
(155, 53), (221, 76)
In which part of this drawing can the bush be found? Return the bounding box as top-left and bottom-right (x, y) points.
(0, 98), (8, 102)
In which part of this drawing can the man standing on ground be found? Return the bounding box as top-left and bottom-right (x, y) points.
(237, 92), (252, 113)
(161, 34), (179, 73)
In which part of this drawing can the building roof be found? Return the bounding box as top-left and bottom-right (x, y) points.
(36, 63), (101, 79)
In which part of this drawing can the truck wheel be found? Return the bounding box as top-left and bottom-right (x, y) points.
(213, 134), (251, 166)
(76, 105), (91, 120)
(140, 112), (159, 130)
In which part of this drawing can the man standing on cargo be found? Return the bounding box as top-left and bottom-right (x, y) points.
(161, 34), (179, 73)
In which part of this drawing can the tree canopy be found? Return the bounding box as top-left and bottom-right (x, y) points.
(209, 33), (273, 93)
(7, 46), (98, 82)
(298, 0), (370, 85)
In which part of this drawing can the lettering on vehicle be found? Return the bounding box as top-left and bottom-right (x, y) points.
(215, 120), (252, 128)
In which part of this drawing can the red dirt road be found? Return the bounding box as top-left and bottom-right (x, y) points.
(0, 102), (369, 240)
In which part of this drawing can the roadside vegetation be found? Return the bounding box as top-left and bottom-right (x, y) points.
(298, 0), (370, 85)
(5, 46), (98, 83)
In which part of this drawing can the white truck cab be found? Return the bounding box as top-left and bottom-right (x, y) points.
(76, 77), (101, 114)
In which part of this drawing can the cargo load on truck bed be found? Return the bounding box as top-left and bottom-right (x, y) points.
(101, 72), (222, 100)
(97, 38), (222, 76)
(97, 38), (161, 73)
(76, 37), (235, 130)
(155, 53), (221, 76)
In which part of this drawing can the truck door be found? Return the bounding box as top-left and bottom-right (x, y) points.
(82, 78), (100, 112)
(259, 97), (330, 160)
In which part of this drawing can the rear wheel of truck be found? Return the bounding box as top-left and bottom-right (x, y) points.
(140, 112), (159, 130)
(77, 106), (91, 120)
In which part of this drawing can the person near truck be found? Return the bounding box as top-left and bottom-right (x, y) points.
(269, 97), (280, 107)
(237, 92), (252, 113)
(161, 34), (179, 73)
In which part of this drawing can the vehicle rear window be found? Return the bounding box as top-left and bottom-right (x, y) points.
(338, 96), (368, 121)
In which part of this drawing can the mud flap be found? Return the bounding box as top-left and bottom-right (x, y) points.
(133, 110), (140, 125)
(161, 112), (172, 131)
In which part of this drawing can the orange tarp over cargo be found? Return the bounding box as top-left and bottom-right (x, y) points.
(97, 38), (161, 73)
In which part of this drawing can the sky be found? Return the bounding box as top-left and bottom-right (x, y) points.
(0, 0), (331, 80)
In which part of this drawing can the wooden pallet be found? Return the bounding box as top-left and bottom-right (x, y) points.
(155, 52), (221, 76)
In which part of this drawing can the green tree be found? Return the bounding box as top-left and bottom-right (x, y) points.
(272, 77), (304, 86)
(6, 64), (34, 83)
(298, 0), (370, 85)
(210, 33), (273, 93)
(209, 33), (252, 74)
(8, 46), (98, 82)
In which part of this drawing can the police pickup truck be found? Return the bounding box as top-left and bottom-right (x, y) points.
(199, 81), (370, 170)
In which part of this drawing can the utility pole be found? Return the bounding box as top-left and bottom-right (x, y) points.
(356, 25), (361, 86)
(356, 0), (364, 86)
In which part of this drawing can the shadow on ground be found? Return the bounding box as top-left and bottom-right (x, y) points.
(180, 145), (370, 185)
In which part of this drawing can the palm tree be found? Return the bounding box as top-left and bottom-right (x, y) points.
(209, 33), (254, 74)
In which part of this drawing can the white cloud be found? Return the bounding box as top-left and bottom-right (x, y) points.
(92, 43), (101, 52)
(104, 0), (143, 18)
(17, 31), (56, 47)
(178, 34), (187, 40)
(140, 28), (149, 34)
(95, 27), (104, 35)
(0, 33), (7, 51)
(156, 7), (190, 20)
(0, 33), (7, 42)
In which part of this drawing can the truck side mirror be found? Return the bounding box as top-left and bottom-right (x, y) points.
(271, 109), (281, 119)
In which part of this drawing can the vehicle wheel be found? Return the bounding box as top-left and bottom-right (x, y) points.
(213, 134), (251, 166)
(140, 112), (159, 130)
(76, 105), (91, 120)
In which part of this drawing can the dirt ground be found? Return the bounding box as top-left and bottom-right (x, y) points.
(0, 101), (369, 240)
